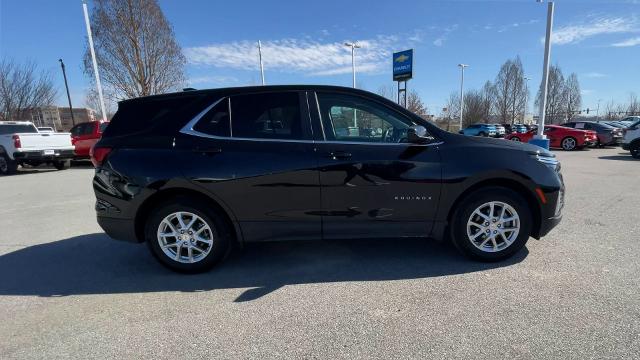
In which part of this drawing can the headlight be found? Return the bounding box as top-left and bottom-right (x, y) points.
(531, 153), (560, 172)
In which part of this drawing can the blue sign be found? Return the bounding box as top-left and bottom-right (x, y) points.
(393, 49), (413, 81)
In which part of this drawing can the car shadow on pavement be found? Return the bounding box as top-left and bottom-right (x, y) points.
(598, 155), (637, 161)
(0, 233), (528, 302)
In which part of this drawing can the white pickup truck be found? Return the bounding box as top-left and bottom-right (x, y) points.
(0, 121), (75, 175)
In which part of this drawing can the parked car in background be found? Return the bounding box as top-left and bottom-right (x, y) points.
(0, 121), (74, 175)
(621, 118), (640, 158)
(91, 85), (564, 272)
(459, 123), (497, 137)
(501, 123), (513, 134)
(505, 124), (597, 150)
(599, 121), (627, 129)
(70, 121), (109, 158)
(493, 124), (506, 138)
(37, 127), (55, 133)
(511, 124), (528, 133)
(563, 121), (623, 147)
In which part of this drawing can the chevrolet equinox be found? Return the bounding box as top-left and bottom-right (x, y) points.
(92, 86), (564, 273)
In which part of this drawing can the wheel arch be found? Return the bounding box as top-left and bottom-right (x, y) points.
(134, 187), (243, 246)
(445, 178), (542, 240)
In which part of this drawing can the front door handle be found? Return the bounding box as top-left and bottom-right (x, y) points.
(193, 147), (222, 155)
(326, 151), (352, 160)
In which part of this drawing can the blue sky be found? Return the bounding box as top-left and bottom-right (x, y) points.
(1, 0), (639, 114)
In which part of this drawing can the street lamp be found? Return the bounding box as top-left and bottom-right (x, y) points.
(344, 42), (361, 88)
(458, 64), (469, 130)
(58, 59), (75, 126)
(524, 76), (531, 122)
(532, 0), (555, 149)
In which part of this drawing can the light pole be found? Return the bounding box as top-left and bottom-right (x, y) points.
(533, 0), (554, 149)
(258, 40), (265, 85)
(344, 42), (361, 88)
(58, 59), (75, 126)
(458, 64), (468, 130)
(596, 99), (602, 118)
(524, 76), (531, 123)
(82, 1), (108, 122)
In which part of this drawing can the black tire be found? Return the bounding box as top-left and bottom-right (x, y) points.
(53, 160), (70, 170)
(479, 132), (487, 137)
(0, 153), (18, 175)
(144, 196), (231, 273)
(450, 187), (532, 262)
(631, 142), (640, 159)
(510, 137), (521, 142)
(561, 136), (577, 151)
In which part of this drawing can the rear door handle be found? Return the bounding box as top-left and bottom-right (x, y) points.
(326, 151), (352, 160)
(193, 147), (222, 155)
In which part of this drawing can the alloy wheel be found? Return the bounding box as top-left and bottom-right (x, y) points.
(0, 157), (7, 173)
(562, 137), (576, 150)
(466, 201), (520, 253)
(156, 211), (214, 263)
(511, 137), (521, 142)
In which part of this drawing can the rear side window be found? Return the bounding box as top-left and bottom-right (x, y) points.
(104, 95), (202, 138)
(193, 98), (230, 137)
(0, 124), (38, 134)
(230, 92), (302, 140)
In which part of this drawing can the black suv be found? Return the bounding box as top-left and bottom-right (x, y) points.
(93, 85), (564, 273)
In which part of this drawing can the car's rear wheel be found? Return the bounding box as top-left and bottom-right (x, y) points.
(145, 197), (231, 273)
(479, 132), (487, 137)
(561, 137), (577, 151)
(631, 142), (640, 159)
(511, 137), (521, 142)
(0, 153), (17, 175)
(451, 187), (531, 262)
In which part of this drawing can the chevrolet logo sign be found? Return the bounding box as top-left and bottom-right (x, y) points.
(395, 54), (409, 63)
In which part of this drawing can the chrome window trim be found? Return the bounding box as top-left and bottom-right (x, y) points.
(180, 97), (443, 147)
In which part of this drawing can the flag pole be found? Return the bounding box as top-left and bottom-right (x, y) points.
(82, 1), (108, 121)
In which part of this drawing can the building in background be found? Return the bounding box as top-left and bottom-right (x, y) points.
(58, 107), (96, 131)
(14, 107), (96, 131)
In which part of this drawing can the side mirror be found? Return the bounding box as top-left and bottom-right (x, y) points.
(407, 125), (430, 143)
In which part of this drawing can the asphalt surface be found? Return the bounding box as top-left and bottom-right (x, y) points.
(0, 149), (639, 359)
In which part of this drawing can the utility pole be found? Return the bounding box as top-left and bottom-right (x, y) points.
(344, 42), (361, 88)
(258, 40), (265, 85)
(82, 0), (108, 121)
(458, 64), (468, 130)
(533, 0), (554, 148)
(58, 59), (75, 126)
(524, 76), (531, 123)
(596, 99), (602, 118)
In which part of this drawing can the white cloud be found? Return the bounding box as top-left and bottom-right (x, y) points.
(433, 37), (445, 47)
(583, 72), (607, 78)
(611, 36), (640, 47)
(184, 34), (419, 76)
(549, 16), (639, 45)
(432, 24), (458, 47)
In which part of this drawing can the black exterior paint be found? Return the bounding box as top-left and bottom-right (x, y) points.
(93, 85), (563, 245)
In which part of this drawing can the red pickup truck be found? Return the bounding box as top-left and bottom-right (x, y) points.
(70, 121), (109, 158)
(505, 124), (597, 150)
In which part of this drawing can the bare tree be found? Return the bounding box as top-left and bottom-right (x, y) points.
(0, 59), (58, 121)
(565, 73), (581, 122)
(627, 93), (639, 115)
(406, 90), (428, 117)
(84, 88), (116, 120)
(535, 64), (567, 124)
(376, 85), (396, 101)
(444, 91), (461, 131)
(84, 0), (186, 101)
(494, 57), (527, 124)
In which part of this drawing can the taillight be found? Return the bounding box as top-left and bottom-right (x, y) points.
(12, 135), (21, 148)
(90, 145), (112, 167)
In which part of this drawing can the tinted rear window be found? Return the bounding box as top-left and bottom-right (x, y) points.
(230, 92), (302, 140)
(103, 95), (206, 138)
(0, 124), (38, 135)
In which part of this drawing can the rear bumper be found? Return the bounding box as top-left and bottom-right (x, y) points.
(13, 149), (75, 162)
(97, 216), (140, 243)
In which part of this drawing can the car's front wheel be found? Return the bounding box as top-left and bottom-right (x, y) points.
(145, 197), (231, 273)
(450, 187), (531, 262)
(630, 142), (640, 159)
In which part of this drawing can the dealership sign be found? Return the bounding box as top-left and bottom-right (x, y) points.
(393, 49), (413, 81)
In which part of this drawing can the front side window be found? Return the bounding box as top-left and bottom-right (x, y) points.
(316, 92), (414, 143)
(230, 92), (302, 140)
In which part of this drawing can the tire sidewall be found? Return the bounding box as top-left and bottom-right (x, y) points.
(451, 187), (532, 262)
(0, 153), (17, 175)
(631, 143), (640, 159)
(145, 197), (230, 273)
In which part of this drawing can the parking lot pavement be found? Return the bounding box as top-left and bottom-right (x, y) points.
(0, 148), (638, 359)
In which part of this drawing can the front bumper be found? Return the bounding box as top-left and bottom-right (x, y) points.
(538, 214), (563, 237)
(13, 148), (75, 162)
